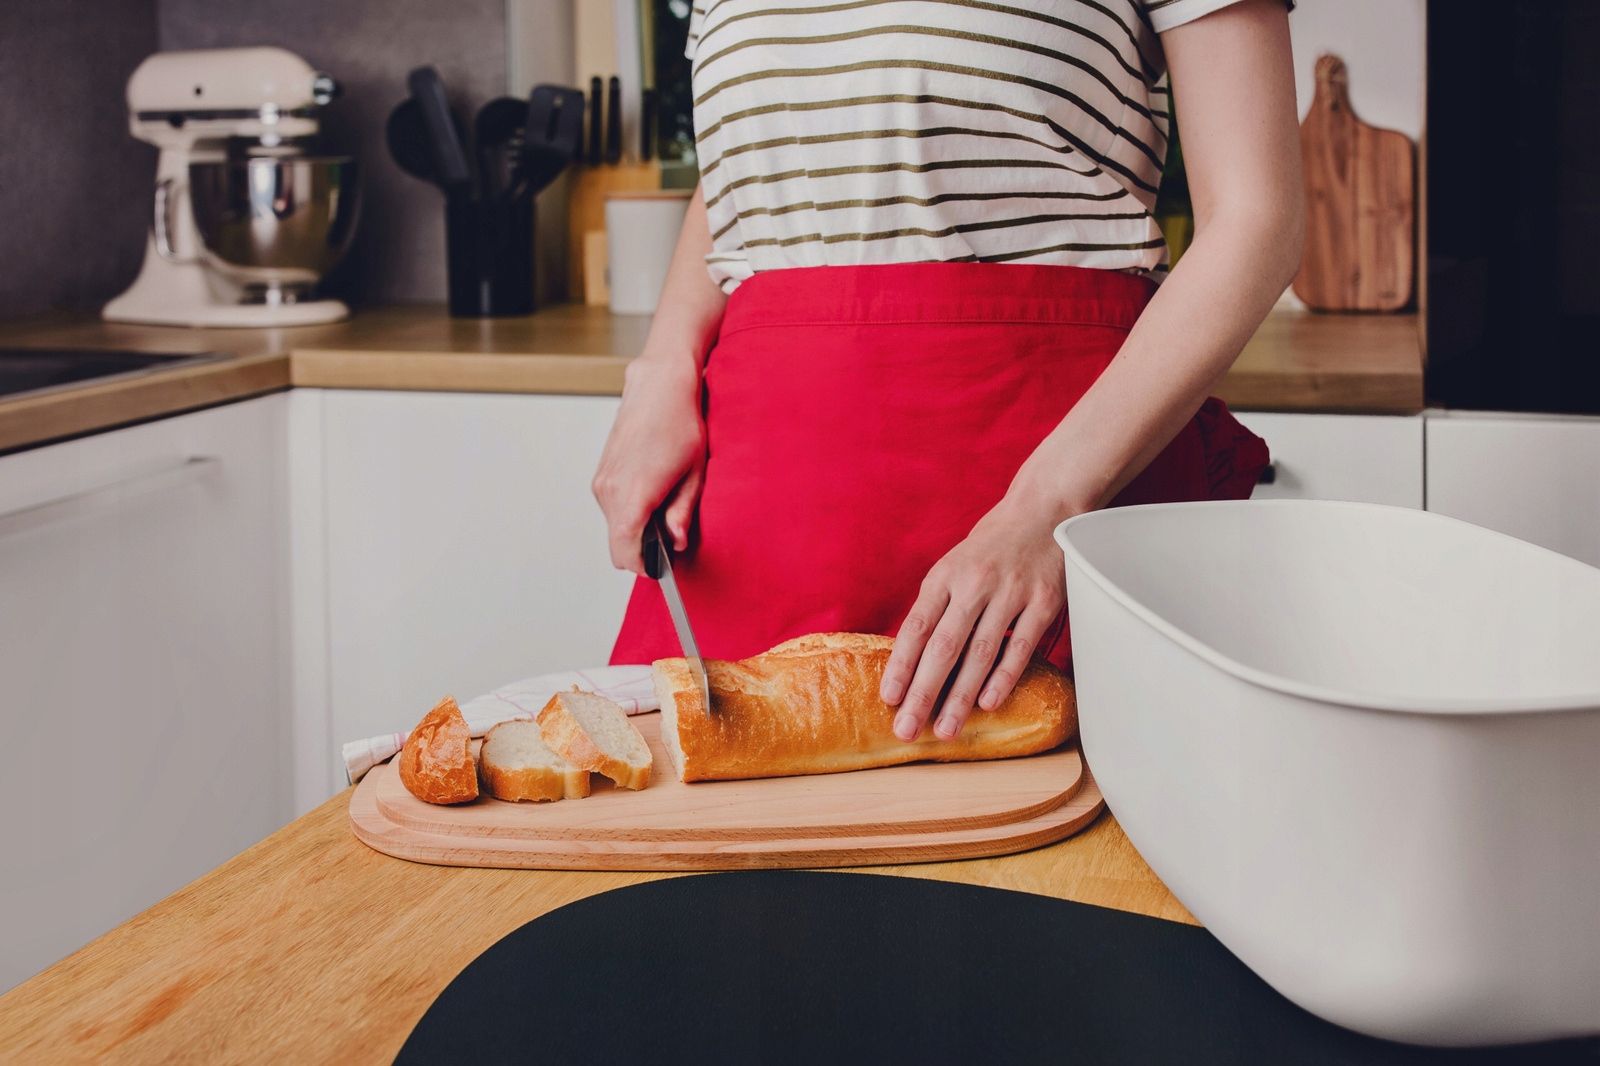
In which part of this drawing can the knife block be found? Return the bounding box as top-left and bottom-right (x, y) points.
(566, 161), (662, 305)
(445, 191), (536, 318)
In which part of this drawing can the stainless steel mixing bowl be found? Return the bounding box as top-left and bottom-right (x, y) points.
(187, 156), (361, 303)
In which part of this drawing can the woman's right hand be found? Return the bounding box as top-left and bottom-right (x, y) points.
(592, 354), (707, 574)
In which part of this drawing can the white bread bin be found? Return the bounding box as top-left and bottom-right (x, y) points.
(1055, 500), (1600, 1047)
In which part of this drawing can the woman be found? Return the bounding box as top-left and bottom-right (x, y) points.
(594, 0), (1303, 742)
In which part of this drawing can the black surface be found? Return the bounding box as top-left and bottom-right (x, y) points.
(1426, 0), (1600, 414)
(0, 349), (220, 399)
(396, 871), (1599, 1066)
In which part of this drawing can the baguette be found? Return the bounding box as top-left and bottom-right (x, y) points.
(653, 633), (1076, 783)
(537, 690), (652, 790)
(398, 696), (479, 804)
(478, 720), (591, 802)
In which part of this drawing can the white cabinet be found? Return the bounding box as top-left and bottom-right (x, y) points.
(1426, 412), (1600, 570)
(293, 389), (633, 801)
(0, 395), (290, 993)
(1232, 411), (1425, 508)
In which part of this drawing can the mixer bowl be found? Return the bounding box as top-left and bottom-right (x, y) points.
(188, 156), (360, 302)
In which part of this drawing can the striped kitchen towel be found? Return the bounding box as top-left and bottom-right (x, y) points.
(342, 664), (656, 784)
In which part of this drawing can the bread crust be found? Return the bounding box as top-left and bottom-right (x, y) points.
(477, 722), (591, 802)
(398, 696), (479, 804)
(653, 632), (1076, 783)
(536, 693), (651, 790)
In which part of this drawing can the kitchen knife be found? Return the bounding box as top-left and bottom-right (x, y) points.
(642, 514), (711, 713)
(587, 75), (604, 165)
(639, 87), (657, 162)
(605, 75), (623, 165)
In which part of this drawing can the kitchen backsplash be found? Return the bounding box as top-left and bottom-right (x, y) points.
(0, 0), (576, 315)
(0, 2), (159, 320)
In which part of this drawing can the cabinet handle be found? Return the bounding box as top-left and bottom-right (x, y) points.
(0, 456), (219, 536)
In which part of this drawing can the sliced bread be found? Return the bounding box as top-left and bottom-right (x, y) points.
(398, 696), (479, 804)
(537, 689), (652, 790)
(478, 720), (591, 802)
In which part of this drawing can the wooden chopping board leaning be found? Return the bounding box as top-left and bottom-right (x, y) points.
(1292, 54), (1416, 312)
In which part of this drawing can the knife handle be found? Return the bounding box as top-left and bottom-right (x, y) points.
(642, 515), (666, 581)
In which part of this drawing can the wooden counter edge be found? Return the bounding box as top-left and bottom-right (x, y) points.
(0, 355), (290, 454)
(0, 788), (1190, 1064)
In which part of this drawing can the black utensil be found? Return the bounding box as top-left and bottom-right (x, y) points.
(406, 66), (472, 194)
(605, 75), (623, 165)
(516, 84), (585, 197)
(587, 76), (604, 165)
(640, 87), (657, 162)
(475, 96), (531, 204)
(386, 99), (438, 183)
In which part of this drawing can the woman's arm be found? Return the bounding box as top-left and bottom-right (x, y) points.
(881, 0), (1304, 740)
(592, 184), (729, 572)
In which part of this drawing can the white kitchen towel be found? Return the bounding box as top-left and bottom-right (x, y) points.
(341, 664), (656, 784)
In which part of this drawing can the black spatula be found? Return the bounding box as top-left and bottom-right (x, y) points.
(514, 84), (586, 199)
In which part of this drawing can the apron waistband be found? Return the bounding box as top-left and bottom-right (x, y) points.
(719, 262), (1156, 339)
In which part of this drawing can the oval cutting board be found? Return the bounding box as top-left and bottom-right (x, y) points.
(349, 712), (1103, 870)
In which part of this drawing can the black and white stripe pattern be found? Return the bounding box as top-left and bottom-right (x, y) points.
(686, 0), (1253, 292)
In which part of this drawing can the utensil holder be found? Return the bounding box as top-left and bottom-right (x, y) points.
(445, 192), (535, 317)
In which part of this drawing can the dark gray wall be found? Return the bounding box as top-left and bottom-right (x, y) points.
(0, 1), (577, 317)
(0, 2), (159, 318)
(157, 0), (511, 305)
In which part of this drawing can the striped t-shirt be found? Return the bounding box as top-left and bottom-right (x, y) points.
(687, 0), (1261, 292)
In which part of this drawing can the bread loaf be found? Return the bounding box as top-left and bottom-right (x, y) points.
(398, 696), (479, 804)
(653, 633), (1076, 783)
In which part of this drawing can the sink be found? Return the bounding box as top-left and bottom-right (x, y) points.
(0, 348), (226, 400)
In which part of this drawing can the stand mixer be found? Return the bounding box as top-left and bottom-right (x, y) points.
(104, 47), (361, 328)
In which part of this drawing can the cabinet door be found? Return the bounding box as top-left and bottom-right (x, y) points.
(0, 396), (289, 992)
(1426, 414), (1600, 569)
(1232, 412), (1424, 508)
(315, 390), (633, 781)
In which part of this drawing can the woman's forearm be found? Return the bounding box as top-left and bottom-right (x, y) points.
(632, 184), (728, 374)
(1007, 206), (1302, 517)
(1005, 0), (1302, 521)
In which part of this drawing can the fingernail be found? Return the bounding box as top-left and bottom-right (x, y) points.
(893, 713), (919, 741)
(979, 688), (998, 710)
(882, 679), (905, 705)
(935, 717), (958, 739)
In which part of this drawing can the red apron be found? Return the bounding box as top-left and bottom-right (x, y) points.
(609, 262), (1267, 669)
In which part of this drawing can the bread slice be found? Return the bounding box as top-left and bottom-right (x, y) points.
(536, 690), (652, 790)
(654, 632), (1076, 783)
(398, 696), (479, 804)
(478, 720), (591, 802)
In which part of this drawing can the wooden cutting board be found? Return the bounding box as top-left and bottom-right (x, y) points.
(349, 713), (1103, 871)
(1292, 54), (1416, 312)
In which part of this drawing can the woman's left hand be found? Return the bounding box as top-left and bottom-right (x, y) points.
(879, 497), (1069, 741)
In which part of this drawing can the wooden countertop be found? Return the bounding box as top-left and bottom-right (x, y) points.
(0, 795), (1187, 1063)
(0, 305), (1421, 454)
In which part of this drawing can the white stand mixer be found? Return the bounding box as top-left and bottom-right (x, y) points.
(104, 47), (358, 328)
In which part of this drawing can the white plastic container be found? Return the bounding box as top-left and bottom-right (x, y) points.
(1054, 500), (1600, 1047)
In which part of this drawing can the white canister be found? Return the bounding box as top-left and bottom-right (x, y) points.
(604, 189), (692, 315)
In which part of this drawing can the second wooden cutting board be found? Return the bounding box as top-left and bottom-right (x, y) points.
(349, 712), (1102, 870)
(1293, 54), (1416, 312)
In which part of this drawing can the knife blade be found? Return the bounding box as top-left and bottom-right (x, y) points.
(642, 515), (711, 713)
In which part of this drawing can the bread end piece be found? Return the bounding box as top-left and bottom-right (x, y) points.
(537, 690), (652, 790)
(398, 696), (479, 805)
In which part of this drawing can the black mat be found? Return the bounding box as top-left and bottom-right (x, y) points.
(397, 871), (1598, 1065)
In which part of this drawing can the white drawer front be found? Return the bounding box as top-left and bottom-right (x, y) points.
(1232, 412), (1424, 508)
